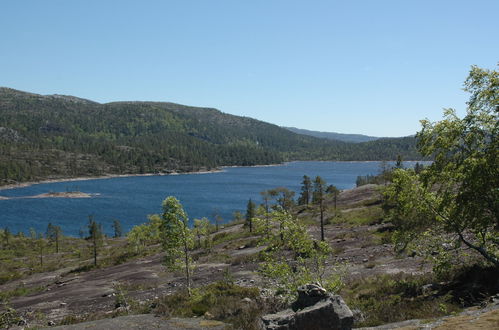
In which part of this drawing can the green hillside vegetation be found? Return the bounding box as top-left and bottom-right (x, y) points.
(284, 126), (381, 143)
(1, 175), (497, 329)
(0, 67), (496, 330)
(0, 88), (422, 185)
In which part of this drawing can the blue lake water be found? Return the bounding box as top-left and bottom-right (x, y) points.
(0, 161), (421, 237)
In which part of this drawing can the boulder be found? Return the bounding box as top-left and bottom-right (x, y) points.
(294, 283), (328, 308)
(260, 284), (353, 330)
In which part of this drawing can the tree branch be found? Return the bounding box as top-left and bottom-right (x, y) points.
(456, 230), (499, 268)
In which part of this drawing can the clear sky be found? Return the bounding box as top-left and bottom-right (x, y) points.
(1, 0), (498, 137)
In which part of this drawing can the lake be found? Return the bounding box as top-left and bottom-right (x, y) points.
(0, 161), (420, 236)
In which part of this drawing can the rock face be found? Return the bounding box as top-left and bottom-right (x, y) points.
(260, 284), (354, 330)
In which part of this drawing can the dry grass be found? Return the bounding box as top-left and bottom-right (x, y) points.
(434, 308), (499, 329)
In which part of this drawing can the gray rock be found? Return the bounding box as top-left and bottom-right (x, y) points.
(260, 284), (353, 330)
(295, 283), (328, 308)
(351, 308), (365, 324)
(44, 315), (227, 330)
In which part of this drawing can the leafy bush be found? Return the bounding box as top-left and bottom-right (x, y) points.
(343, 272), (464, 327)
(0, 306), (22, 329)
(155, 282), (265, 329)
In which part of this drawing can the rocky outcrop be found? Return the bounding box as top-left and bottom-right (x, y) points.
(0, 127), (25, 143)
(45, 315), (227, 330)
(260, 284), (354, 330)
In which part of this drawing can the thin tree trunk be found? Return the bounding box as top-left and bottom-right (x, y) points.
(320, 200), (325, 241)
(184, 238), (191, 296)
(265, 199), (270, 236)
(39, 244), (43, 267)
(334, 192), (337, 211)
(93, 235), (97, 266)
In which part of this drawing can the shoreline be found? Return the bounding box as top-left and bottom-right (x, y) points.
(0, 169), (224, 192)
(0, 191), (97, 200)
(0, 160), (430, 192)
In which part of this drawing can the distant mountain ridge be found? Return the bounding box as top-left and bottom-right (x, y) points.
(0, 87), (424, 185)
(284, 127), (381, 143)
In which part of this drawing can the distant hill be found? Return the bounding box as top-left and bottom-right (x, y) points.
(284, 127), (380, 143)
(0, 87), (424, 185)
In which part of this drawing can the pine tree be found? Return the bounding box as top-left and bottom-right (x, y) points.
(37, 234), (46, 267)
(326, 184), (339, 215)
(313, 176), (327, 241)
(88, 216), (102, 266)
(298, 175), (312, 206)
(245, 199), (256, 233)
(395, 155), (403, 169)
(3, 227), (11, 246)
(112, 219), (123, 238)
(46, 223), (62, 253)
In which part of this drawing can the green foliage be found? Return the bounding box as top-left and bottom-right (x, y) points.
(46, 222), (62, 253)
(265, 187), (296, 212)
(0, 284), (44, 303)
(232, 211), (244, 223)
(155, 281), (264, 330)
(28, 228), (36, 239)
(126, 214), (162, 254)
(356, 174), (385, 187)
(193, 217), (212, 250)
(312, 176), (327, 241)
(395, 155), (404, 169)
(333, 206), (384, 227)
(255, 211), (342, 300)
(112, 219), (123, 238)
(112, 281), (130, 310)
(343, 273), (460, 327)
(160, 196), (195, 294)
(311, 176), (326, 204)
(0, 88), (423, 186)
(297, 175), (312, 206)
(0, 232), (133, 285)
(245, 199), (256, 232)
(0, 306), (22, 329)
(2, 227), (11, 247)
(88, 216), (103, 266)
(383, 65), (499, 269)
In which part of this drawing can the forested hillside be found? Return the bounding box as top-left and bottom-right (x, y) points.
(284, 126), (380, 143)
(0, 88), (423, 185)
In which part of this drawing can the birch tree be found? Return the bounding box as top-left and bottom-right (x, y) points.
(161, 196), (195, 295)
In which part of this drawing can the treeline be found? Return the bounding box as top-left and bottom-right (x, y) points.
(355, 159), (427, 187)
(0, 88), (424, 185)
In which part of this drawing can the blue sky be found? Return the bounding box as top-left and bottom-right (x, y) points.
(1, 0), (498, 137)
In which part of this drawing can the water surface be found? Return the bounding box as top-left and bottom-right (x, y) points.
(0, 161), (420, 236)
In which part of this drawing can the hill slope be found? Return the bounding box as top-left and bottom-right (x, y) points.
(284, 126), (381, 143)
(0, 87), (423, 185)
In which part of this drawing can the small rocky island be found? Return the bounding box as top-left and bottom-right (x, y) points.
(0, 191), (95, 200)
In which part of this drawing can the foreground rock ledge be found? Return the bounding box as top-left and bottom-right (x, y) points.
(44, 315), (227, 330)
(260, 284), (354, 330)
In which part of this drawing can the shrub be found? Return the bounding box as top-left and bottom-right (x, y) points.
(155, 282), (265, 329)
